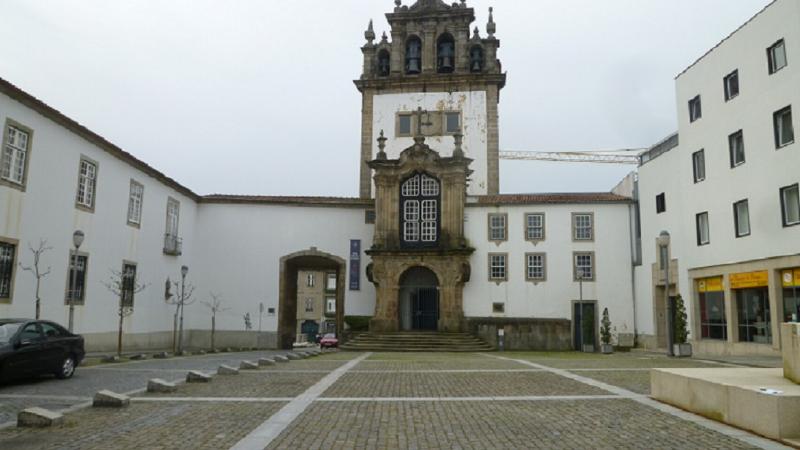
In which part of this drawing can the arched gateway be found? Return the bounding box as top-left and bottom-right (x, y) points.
(399, 267), (439, 331)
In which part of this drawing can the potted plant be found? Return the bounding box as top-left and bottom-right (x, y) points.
(581, 307), (595, 353)
(672, 295), (692, 357)
(600, 307), (614, 354)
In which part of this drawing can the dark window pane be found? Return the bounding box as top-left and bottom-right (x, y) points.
(736, 288), (771, 343)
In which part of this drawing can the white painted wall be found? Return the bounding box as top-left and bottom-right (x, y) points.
(463, 202), (636, 340)
(371, 91), (488, 195)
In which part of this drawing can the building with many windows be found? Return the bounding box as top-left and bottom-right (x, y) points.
(0, 0), (796, 356)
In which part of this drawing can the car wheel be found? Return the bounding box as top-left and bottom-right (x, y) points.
(55, 355), (76, 379)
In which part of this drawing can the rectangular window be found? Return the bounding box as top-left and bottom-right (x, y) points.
(445, 112), (461, 134)
(696, 212), (710, 246)
(404, 200), (420, 242)
(768, 39), (787, 74)
(75, 158), (97, 209)
(656, 193), (666, 214)
(736, 288), (771, 344)
(364, 209), (376, 224)
(488, 213), (507, 241)
(398, 114), (412, 137)
(1, 123), (30, 187)
(326, 272), (336, 291)
(774, 106), (794, 148)
(784, 282), (799, 322)
(305, 298), (314, 313)
(723, 70), (739, 101)
(121, 263), (136, 308)
(526, 253), (546, 281)
(306, 273), (315, 287)
(66, 254), (88, 304)
(127, 180), (144, 226)
(326, 297), (336, 314)
(781, 184), (800, 227)
(688, 95), (702, 122)
(699, 291), (727, 340)
(729, 130), (745, 167)
(488, 253), (507, 281)
(573, 213), (593, 241)
(733, 199), (751, 237)
(574, 252), (594, 281)
(692, 149), (706, 183)
(0, 241), (16, 300)
(525, 213), (545, 241)
(166, 198), (180, 236)
(492, 302), (505, 314)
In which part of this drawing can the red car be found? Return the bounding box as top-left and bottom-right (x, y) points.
(320, 333), (338, 349)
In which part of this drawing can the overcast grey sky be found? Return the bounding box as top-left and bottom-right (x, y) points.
(0, 0), (773, 196)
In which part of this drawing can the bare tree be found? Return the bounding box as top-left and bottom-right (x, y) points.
(202, 292), (230, 350)
(165, 277), (195, 354)
(102, 266), (147, 357)
(19, 239), (53, 319)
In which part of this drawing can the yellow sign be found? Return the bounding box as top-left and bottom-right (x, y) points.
(782, 268), (800, 288)
(697, 276), (724, 293)
(730, 271), (769, 289)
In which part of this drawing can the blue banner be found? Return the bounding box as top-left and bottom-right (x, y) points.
(349, 240), (361, 291)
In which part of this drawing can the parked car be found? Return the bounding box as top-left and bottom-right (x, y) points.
(320, 333), (338, 349)
(0, 318), (85, 382)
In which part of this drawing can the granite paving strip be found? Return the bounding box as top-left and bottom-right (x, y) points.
(133, 397), (296, 402)
(229, 352), (371, 450)
(138, 371), (326, 398)
(484, 354), (790, 450)
(316, 394), (623, 401)
(570, 370), (652, 394)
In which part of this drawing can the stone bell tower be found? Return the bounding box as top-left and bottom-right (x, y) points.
(355, 0), (506, 199)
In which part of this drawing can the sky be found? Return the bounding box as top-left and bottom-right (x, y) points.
(0, 0), (774, 196)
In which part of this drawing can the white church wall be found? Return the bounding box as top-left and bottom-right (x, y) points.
(372, 91), (488, 195)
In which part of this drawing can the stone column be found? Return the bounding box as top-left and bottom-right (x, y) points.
(422, 24), (436, 74)
(455, 26), (469, 73)
(390, 30), (404, 75)
(360, 90), (375, 198)
(371, 283), (400, 332)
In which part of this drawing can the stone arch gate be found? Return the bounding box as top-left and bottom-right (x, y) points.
(278, 248), (346, 350)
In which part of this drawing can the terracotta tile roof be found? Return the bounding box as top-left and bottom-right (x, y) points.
(0, 77), (200, 201)
(470, 192), (632, 205)
(201, 195), (374, 207)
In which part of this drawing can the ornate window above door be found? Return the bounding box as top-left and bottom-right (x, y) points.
(401, 173), (440, 247)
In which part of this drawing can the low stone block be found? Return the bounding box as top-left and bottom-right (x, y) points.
(286, 352), (303, 360)
(147, 378), (178, 393)
(129, 354), (147, 360)
(93, 390), (130, 407)
(274, 355), (289, 363)
(101, 355), (121, 363)
(152, 352), (170, 359)
(240, 360), (259, 370)
(258, 358), (275, 366)
(186, 371), (213, 383)
(218, 364), (239, 375)
(195, 349), (207, 355)
(224, 347), (234, 353)
(17, 408), (64, 428)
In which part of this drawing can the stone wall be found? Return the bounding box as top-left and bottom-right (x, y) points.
(783, 323), (800, 384)
(465, 317), (572, 351)
(82, 329), (277, 353)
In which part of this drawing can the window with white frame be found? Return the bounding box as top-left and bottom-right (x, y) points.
(401, 173), (439, 246)
(526, 253), (546, 281)
(398, 114), (413, 137)
(768, 39), (787, 74)
(723, 70), (739, 101)
(729, 130), (745, 167)
(780, 184), (800, 227)
(488, 213), (506, 241)
(445, 112), (461, 134)
(693, 149), (706, 183)
(75, 158), (97, 209)
(166, 198), (180, 237)
(574, 252), (594, 281)
(573, 213), (593, 241)
(688, 95), (702, 122)
(489, 253), (507, 281)
(326, 272), (337, 291)
(326, 297), (336, 314)
(127, 180), (144, 225)
(304, 298), (314, 313)
(306, 273), (315, 287)
(774, 106), (794, 148)
(0, 242), (16, 300)
(2, 124), (30, 186)
(733, 199), (750, 238)
(696, 212), (710, 246)
(525, 213), (545, 241)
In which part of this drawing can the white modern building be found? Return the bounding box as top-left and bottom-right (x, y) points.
(0, 0), (796, 356)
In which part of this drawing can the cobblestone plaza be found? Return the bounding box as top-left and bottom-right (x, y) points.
(0, 351), (790, 449)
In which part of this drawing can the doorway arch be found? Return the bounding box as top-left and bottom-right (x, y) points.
(398, 266), (440, 331)
(278, 248), (346, 349)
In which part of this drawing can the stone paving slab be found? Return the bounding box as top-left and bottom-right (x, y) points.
(569, 370), (652, 395)
(519, 356), (724, 370)
(323, 372), (608, 398)
(266, 399), (758, 450)
(0, 401), (286, 450)
(138, 372), (326, 398)
(354, 358), (528, 371)
(263, 360), (349, 371)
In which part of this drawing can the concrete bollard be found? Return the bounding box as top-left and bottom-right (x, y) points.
(218, 364), (240, 375)
(273, 355), (290, 363)
(258, 358), (276, 367)
(152, 352), (170, 359)
(17, 408), (64, 428)
(240, 360), (259, 370)
(286, 353), (303, 361)
(129, 354), (147, 360)
(186, 371), (213, 383)
(101, 355), (121, 363)
(93, 390), (130, 407)
(147, 378), (178, 393)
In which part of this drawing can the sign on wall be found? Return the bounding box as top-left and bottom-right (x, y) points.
(696, 276), (723, 293)
(349, 240), (361, 291)
(729, 271), (769, 290)
(782, 268), (800, 288)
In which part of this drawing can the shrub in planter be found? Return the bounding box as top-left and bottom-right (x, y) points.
(672, 295), (692, 357)
(600, 308), (614, 354)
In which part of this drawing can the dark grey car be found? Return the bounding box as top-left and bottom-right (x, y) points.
(0, 318), (85, 382)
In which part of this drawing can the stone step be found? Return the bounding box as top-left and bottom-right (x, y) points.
(342, 331), (493, 352)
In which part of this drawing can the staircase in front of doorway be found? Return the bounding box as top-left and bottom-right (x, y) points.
(340, 332), (494, 352)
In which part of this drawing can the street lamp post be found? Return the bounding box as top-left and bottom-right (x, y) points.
(177, 265), (188, 354)
(68, 230), (85, 332)
(577, 268), (584, 351)
(657, 231), (674, 356)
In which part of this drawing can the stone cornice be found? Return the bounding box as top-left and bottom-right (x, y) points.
(354, 73), (506, 92)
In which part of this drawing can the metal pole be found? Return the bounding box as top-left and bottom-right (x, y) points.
(178, 272), (185, 354)
(68, 246), (78, 332)
(664, 246), (674, 356)
(578, 271), (583, 351)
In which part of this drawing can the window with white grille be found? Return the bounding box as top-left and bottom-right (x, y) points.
(2, 124), (29, 186)
(573, 213), (593, 240)
(525, 213), (544, 241)
(526, 253), (546, 281)
(76, 159), (97, 209)
(400, 174), (439, 246)
(488, 214), (506, 241)
(489, 253), (507, 281)
(574, 252), (594, 281)
(127, 181), (144, 225)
